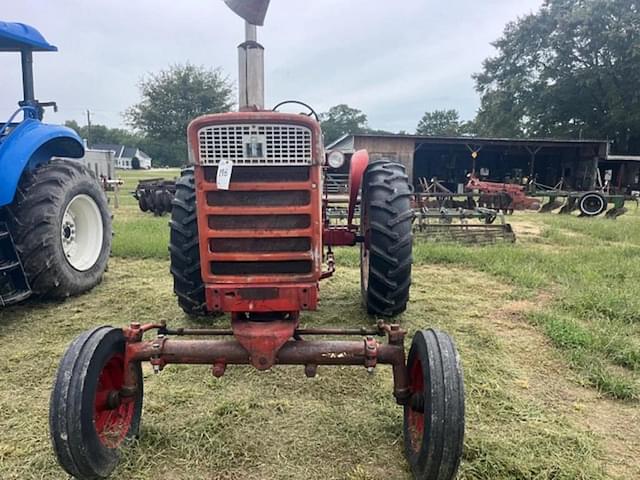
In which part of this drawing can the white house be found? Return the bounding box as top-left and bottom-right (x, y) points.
(93, 144), (152, 170)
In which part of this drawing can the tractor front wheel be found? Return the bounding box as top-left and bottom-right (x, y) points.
(5, 159), (111, 298)
(50, 326), (143, 480)
(360, 161), (413, 317)
(404, 329), (465, 480)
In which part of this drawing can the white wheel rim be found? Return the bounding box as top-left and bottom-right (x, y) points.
(581, 195), (605, 215)
(61, 194), (104, 271)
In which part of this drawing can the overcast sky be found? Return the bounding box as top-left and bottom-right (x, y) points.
(1, 0), (542, 133)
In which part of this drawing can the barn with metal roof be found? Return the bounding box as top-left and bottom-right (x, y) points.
(327, 133), (610, 193)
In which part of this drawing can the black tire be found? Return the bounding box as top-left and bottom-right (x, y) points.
(145, 191), (156, 212)
(360, 161), (413, 317)
(3, 159), (111, 299)
(169, 168), (208, 316)
(138, 194), (149, 212)
(404, 329), (465, 480)
(162, 190), (174, 212)
(50, 326), (143, 480)
(579, 191), (607, 217)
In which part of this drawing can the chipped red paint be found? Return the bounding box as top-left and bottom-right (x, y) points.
(322, 227), (357, 247)
(93, 353), (135, 449)
(206, 283), (317, 313)
(131, 111), (401, 405)
(467, 176), (541, 210)
(123, 321), (411, 404)
(231, 312), (299, 369)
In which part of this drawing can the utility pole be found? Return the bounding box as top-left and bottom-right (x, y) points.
(86, 109), (92, 148)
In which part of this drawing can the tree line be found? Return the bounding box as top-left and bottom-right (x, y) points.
(66, 0), (640, 166)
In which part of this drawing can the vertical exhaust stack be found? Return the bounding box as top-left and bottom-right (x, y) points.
(223, 0), (271, 110)
(238, 22), (264, 110)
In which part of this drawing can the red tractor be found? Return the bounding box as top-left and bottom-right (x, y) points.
(49, 3), (465, 479)
(467, 176), (541, 212)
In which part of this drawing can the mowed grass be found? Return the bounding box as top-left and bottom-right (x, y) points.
(407, 212), (640, 401)
(0, 169), (638, 479)
(0, 261), (609, 480)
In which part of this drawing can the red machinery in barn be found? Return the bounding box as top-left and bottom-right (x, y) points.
(467, 176), (541, 212)
(49, 3), (465, 479)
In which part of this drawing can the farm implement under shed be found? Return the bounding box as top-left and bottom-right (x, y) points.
(49, 3), (465, 480)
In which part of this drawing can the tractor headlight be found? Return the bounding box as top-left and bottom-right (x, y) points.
(327, 150), (345, 169)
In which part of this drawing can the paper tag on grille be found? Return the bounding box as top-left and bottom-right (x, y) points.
(216, 159), (233, 190)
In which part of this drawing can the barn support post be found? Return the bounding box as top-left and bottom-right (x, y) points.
(525, 146), (542, 182)
(465, 144), (482, 176)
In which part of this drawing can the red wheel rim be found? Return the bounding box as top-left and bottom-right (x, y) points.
(93, 353), (135, 448)
(407, 357), (425, 453)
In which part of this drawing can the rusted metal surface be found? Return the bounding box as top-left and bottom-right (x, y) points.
(160, 325), (391, 337)
(231, 312), (299, 369)
(322, 227), (358, 247)
(206, 283), (317, 313)
(128, 338), (408, 403)
(189, 113), (324, 314)
(123, 320), (410, 404)
(467, 176), (541, 211)
(414, 208), (517, 245)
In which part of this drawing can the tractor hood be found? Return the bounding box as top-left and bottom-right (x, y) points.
(0, 22), (57, 52)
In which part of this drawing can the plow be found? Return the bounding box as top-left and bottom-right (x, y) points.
(411, 173), (633, 245)
(413, 177), (516, 244)
(132, 177), (176, 216)
(532, 179), (629, 218)
(49, 3), (465, 480)
(414, 207), (516, 244)
(467, 176), (630, 218)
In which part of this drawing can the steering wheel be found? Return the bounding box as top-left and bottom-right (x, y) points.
(272, 100), (320, 122)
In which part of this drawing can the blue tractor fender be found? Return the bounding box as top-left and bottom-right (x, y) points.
(0, 119), (84, 207)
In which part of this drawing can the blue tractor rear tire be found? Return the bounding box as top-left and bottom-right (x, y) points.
(2, 159), (112, 299)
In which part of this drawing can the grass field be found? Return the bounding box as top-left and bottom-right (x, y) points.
(0, 169), (638, 479)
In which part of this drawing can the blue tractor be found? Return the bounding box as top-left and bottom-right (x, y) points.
(0, 22), (111, 306)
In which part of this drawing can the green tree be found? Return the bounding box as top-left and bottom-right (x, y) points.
(64, 120), (143, 148)
(474, 0), (640, 153)
(416, 109), (469, 136)
(125, 63), (234, 166)
(320, 104), (368, 145)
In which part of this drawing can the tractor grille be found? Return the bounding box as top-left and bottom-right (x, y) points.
(202, 166), (317, 280)
(198, 124), (313, 166)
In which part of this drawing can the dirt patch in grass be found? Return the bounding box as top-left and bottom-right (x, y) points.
(509, 216), (544, 242)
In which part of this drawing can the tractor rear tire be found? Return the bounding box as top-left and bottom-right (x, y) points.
(360, 161), (413, 317)
(404, 329), (465, 480)
(169, 168), (208, 316)
(50, 326), (143, 480)
(3, 159), (111, 299)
